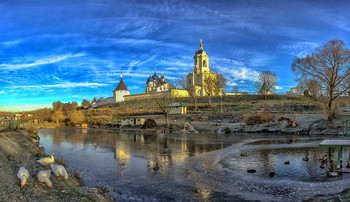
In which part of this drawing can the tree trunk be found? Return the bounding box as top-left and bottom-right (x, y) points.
(164, 112), (169, 127)
(194, 98), (198, 111)
(327, 99), (334, 123)
(208, 95), (211, 106)
(220, 96), (223, 113)
(264, 94), (267, 100)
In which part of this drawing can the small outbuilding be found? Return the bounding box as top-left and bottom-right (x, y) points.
(167, 102), (187, 115)
(121, 118), (145, 126)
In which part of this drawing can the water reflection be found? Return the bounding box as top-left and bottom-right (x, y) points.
(38, 128), (348, 201)
(39, 128), (232, 178)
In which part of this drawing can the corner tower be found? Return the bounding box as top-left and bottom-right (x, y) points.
(113, 75), (130, 102)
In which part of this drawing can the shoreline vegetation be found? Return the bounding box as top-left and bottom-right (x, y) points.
(6, 94), (350, 136)
(0, 129), (113, 201)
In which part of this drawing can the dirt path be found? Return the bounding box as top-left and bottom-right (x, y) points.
(0, 130), (112, 201)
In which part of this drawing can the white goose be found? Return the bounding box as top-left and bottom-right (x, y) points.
(17, 167), (30, 188)
(37, 170), (52, 188)
(50, 164), (68, 182)
(37, 153), (55, 168)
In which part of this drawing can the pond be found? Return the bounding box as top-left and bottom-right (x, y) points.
(38, 128), (350, 201)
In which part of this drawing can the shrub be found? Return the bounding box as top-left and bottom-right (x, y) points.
(143, 119), (156, 128)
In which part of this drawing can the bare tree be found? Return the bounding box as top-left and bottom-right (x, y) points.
(286, 87), (298, 95)
(81, 99), (90, 108)
(32, 108), (52, 122)
(292, 39), (350, 123)
(233, 87), (239, 95)
(300, 79), (321, 99)
(203, 73), (218, 105)
(52, 101), (63, 111)
(51, 110), (65, 125)
(256, 71), (278, 100)
(177, 76), (198, 110)
(72, 101), (79, 109)
(150, 83), (175, 127)
(69, 110), (85, 126)
(215, 74), (227, 112)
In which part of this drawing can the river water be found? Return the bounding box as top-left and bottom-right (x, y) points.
(38, 128), (350, 201)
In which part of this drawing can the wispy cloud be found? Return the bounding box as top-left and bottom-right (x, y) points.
(211, 57), (260, 85)
(1, 39), (25, 47)
(278, 42), (319, 58)
(0, 90), (5, 94)
(11, 82), (107, 89)
(0, 53), (86, 70)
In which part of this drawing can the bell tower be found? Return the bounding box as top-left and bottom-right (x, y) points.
(193, 39), (210, 74)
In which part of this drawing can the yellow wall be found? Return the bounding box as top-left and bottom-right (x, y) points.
(171, 89), (189, 97)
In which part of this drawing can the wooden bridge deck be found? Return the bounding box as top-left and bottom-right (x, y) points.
(320, 139), (350, 169)
(320, 139), (350, 147)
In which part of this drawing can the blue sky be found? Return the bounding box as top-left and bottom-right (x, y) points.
(1, 0), (350, 111)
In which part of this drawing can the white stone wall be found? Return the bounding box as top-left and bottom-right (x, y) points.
(92, 97), (115, 108)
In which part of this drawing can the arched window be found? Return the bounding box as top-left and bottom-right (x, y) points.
(203, 60), (206, 67)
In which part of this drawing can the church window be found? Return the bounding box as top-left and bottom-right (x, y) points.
(203, 60), (206, 67)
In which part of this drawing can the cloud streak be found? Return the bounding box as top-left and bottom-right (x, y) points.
(0, 53), (85, 70)
(11, 82), (107, 89)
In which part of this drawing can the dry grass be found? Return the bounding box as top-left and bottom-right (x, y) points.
(55, 155), (69, 168)
(244, 110), (273, 124)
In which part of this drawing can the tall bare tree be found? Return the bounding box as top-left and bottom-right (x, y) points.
(299, 78), (321, 99)
(51, 110), (65, 125)
(215, 74), (227, 112)
(177, 76), (198, 110)
(233, 87), (239, 95)
(256, 71), (278, 100)
(150, 81), (175, 127)
(69, 110), (85, 126)
(52, 101), (63, 111)
(292, 39), (350, 122)
(81, 99), (90, 108)
(203, 73), (218, 105)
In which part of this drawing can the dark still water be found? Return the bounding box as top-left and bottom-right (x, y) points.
(38, 128), (350, 201)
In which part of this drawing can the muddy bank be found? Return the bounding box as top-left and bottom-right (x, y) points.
(0, 130), (112, 201)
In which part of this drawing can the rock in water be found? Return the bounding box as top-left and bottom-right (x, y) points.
(181, 123), (199, 133)
(269, 172), (275, 178)
(284, 161), (290, 165)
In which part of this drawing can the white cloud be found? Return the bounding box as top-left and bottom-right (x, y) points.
(0, 90), (5, 94)
(0, 53), (86, 70)
(1, 39), (24, 47)
(211, 57), (260, 85)
(274, 86), (282, 90)
(12, 82), (107, 89)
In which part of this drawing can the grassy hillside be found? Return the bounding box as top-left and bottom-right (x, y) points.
(85, 95), (323, 119)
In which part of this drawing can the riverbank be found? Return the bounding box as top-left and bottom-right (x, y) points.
(0, 130), (112, 201)
(107, 112), (348, 136)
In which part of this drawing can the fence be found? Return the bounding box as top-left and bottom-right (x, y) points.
(0, 120), (29, 131)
